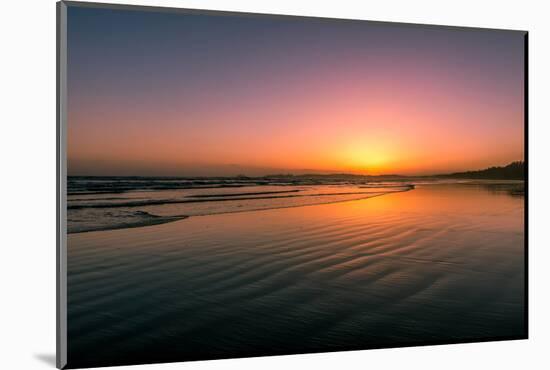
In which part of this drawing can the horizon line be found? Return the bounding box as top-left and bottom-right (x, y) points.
(67, 160), (524, 179)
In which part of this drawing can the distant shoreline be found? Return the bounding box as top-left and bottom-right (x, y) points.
(67, 161), (525, 181)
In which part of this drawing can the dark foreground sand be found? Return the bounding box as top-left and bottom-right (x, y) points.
(66, 183), (525, 368)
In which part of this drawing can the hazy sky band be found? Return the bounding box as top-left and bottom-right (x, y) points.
(67, 5), (525, 176)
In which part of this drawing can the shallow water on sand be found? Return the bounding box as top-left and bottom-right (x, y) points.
(67, 179), (415, 233)
(67, 182), (525, 368)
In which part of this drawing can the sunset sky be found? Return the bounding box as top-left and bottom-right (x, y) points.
(67, 6), (525, 176)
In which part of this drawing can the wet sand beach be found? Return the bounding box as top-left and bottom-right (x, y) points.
(67, 182), (525, 368)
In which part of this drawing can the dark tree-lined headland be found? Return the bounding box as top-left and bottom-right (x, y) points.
(435, 161), (524, 180)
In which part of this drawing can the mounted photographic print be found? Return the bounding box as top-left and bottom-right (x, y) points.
(57, 1), (528, 368)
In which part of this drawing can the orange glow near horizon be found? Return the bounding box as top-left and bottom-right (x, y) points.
(67, 9), (525, 177)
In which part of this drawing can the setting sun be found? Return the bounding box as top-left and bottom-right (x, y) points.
(68, 6), (524, 177)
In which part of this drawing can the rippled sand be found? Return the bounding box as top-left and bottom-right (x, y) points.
(67, 183), (525, 368)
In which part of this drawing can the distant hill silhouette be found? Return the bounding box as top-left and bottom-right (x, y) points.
(75, 161), (525, 181)
(263, 161), (525, 181)
(436, 161), (524, 180)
